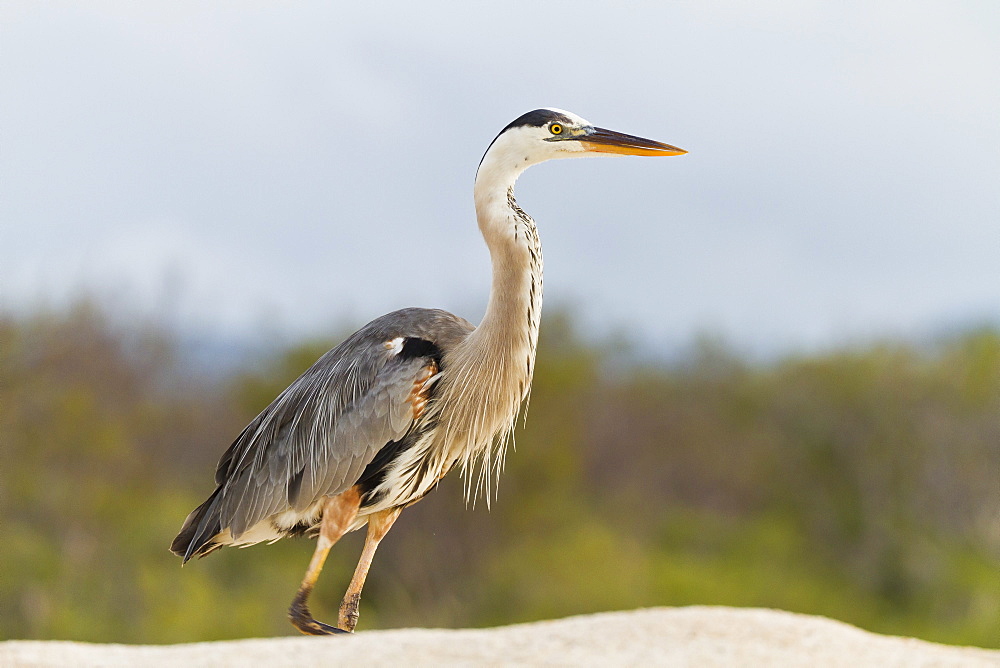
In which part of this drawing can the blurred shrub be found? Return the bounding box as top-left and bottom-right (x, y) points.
(1, 304), (997, 646)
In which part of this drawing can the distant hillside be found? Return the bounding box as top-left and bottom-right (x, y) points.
(2, 304), (999, 647)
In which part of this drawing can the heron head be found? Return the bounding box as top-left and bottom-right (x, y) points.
(478, 108), (686, 178)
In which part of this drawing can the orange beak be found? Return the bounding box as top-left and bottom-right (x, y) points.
(579, 127), (687, 157)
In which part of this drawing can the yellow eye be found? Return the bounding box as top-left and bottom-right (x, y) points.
(550, 123), (563, 135)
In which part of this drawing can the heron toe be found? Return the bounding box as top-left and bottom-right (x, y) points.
(289, 607), (349, 635)
(298, 619), (349, 635)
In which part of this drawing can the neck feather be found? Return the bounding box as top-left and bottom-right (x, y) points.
(471, 160), (543, 377)
(428, 156), (543, 503)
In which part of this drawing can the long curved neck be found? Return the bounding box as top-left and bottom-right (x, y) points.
(470, 160), (543, 390)
(423, 142), (545, 503)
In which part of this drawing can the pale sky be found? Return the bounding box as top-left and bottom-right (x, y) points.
(3, 1), (999, 354)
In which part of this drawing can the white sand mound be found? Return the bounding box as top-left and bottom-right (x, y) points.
(2, 607), (997, 667)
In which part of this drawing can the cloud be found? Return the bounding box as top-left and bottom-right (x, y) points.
(2, 2), (998, 352)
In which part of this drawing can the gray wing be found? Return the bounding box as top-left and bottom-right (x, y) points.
(213, 308), (473, 539)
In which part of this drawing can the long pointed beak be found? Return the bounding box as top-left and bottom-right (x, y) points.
(579, 127), (687, 157)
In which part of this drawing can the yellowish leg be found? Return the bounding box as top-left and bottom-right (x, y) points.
(288, 487), (361, 635)
(337, 507), (401, 633)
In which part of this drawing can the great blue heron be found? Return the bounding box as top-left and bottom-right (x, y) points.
(170, 108), (686, 635)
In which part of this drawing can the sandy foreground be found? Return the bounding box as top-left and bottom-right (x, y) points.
(3, 606), (998, 667)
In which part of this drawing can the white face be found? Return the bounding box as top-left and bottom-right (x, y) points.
(478, 108), (595, 178)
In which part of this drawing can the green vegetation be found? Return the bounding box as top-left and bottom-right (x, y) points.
(2, 304), (998, 646)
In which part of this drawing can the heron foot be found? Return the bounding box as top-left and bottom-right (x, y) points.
(289, 592), (350, 635)
(292, 617), (349, 635)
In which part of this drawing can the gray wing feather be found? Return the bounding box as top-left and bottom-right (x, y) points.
(211, 308), (473, 539)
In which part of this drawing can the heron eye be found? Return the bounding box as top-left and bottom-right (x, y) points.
(549, 123), (563, 135)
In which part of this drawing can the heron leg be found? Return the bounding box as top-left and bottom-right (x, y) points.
(337, 506), (401, 633)
(288, 487), (361, 636)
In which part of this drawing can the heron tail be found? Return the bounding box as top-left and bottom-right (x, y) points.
(170, 487), (224, 564)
